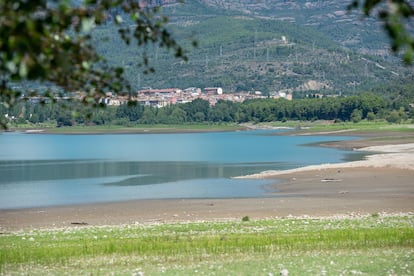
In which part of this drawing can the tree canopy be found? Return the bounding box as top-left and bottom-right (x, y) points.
(0, 0), (188, 128)
(8, 91), (412, 126)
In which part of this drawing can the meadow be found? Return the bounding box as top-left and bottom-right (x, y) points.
(262, 120), (414, 132)
(11, 120), (414, 135)
(10, 123), (243, 134)
(1, 214), (413, 275)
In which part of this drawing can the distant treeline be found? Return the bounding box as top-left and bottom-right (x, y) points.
(3, 93), (414, 127)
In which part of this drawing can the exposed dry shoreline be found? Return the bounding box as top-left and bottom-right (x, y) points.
(0, 130), (413, 232)
(235, 142), (414, 178)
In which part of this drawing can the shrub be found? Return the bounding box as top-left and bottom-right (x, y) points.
(242, 216), (250, 222)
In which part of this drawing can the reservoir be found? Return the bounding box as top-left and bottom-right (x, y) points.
(0, 130), (360, 209)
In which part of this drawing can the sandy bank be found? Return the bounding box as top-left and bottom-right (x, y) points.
(235, 143), (414, 179)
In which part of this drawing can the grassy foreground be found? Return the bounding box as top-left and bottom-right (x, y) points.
(1, 215), (413, 275)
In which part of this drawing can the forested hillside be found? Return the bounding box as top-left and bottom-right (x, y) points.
(4, 0), (414, 128)
(5, 92), (413, 127)
(88, 0), (413, 98)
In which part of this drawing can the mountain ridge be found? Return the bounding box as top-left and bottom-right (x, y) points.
(90, 1), (413, 97)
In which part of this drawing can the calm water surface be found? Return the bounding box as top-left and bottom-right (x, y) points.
(0, 130), (360, 209)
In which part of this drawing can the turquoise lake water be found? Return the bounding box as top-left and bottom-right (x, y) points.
(0, 130), (360, 209)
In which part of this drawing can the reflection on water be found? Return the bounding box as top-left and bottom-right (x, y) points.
(0, 131), (363, 209)
(0, 160), (290, 186)
(0, 159), (287, 208)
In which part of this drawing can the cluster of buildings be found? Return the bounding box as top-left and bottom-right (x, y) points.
(101, 87), (292, 108)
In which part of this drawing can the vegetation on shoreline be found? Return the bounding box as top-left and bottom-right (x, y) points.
(21, 123), (243, 134)
(1, 215), (413, 275)
(6, 118), (414, 135)
(2, 92), (414, 130)
(263, 120), (414, 132)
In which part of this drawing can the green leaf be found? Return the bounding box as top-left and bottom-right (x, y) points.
(19, 62), (28, 78)
(403, 49), (413, 65)
(81, 18), (96, 33)
(115, 15), (123, 24)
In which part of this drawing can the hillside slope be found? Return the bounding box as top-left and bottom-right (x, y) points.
(92, 0), (413, 96)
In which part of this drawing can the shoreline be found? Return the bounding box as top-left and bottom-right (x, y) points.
(8, 122), (412, 136)
(235, 142), (414, 179)
(1, 130), (413, 231)
(4, 124), (247, 135)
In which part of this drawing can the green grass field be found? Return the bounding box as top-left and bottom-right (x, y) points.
(263, 120), (414, 132)
(10, 123), (244, 134)
(10, 120), (414, 135)
(1, 215), (413, 275)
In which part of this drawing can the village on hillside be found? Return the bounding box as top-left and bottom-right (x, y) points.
(100, 87), (293, 108)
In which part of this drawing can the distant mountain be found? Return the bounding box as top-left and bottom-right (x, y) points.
(91, 0), (413, 97)
(195, 0), (391, 56)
